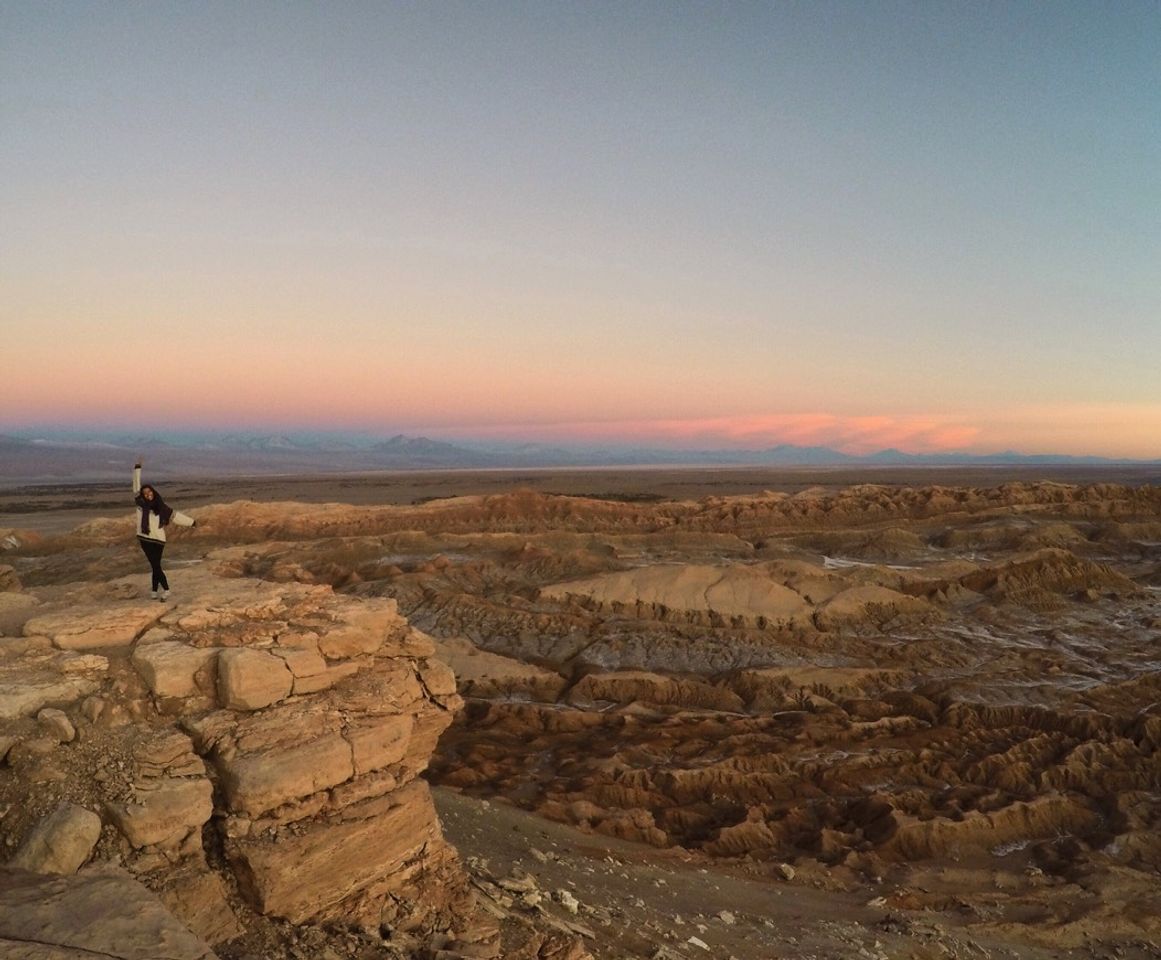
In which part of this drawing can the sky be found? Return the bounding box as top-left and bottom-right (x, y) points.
(2, 1), (1159, 458)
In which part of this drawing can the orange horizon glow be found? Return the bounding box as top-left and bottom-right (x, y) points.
(418, 405), (1161, 460)
(415, 413), (984, 456)
(7, 337), (1161, 461)
(6, 401), (1161, 460)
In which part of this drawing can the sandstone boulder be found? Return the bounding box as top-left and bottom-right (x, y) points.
(9, 803), (102, 875)
(0, 593), (40, 639)
(132, 642), (219, 699)
(36, 707), (76, 743)
(217, 648), (292, 710)
(108, 779), (214, 849)
(419, 658), (457, 697)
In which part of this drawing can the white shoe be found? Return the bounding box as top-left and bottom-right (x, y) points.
(159, 590), (169, 602)
(150, 590), (159, 600)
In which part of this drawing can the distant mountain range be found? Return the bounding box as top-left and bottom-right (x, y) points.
(0, 431), (1158, 484)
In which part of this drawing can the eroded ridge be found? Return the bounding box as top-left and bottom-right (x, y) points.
(158, 481), (1161, 954)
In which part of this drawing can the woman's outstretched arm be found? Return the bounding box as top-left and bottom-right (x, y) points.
(133, 461), (142, 496)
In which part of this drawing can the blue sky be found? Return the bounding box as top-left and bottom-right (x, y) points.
(3, 2), (1159, 455)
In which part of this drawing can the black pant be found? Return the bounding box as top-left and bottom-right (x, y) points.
(138, 537), (169, 591)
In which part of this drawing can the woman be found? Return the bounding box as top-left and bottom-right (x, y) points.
(133, 461), (196, 601)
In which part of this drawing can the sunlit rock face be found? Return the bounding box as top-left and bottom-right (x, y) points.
(0, 566), (486, 955)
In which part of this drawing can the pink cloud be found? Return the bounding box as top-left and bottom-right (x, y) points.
(430, 413), (983, 455)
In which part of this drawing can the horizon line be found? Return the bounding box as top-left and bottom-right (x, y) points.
(3, 426), (1159, 465)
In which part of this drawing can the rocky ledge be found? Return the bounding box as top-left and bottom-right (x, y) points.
(0, 564), (507, 958)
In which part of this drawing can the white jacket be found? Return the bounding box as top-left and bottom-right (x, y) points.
(133, 466), (194, 542)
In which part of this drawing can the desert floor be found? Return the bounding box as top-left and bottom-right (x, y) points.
(3, 467), (1161, 959)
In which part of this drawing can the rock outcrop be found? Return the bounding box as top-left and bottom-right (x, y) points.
(0, 566), (487, 956)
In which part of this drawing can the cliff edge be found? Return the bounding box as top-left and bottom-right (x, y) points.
(0, 564), (501, 958)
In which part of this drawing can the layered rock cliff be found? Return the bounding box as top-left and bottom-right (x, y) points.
(0, 566), (493, 958)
